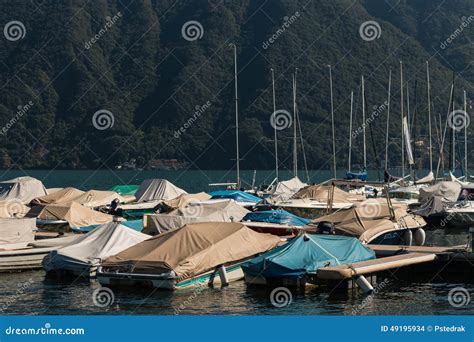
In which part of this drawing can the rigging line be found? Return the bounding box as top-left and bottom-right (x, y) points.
(296, 104), (310, 183)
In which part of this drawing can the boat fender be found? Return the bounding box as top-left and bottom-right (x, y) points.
(403, 229), (413, 246)
(413, 228), (426, 246)
(218, 265), (229, 287)
(355, 275), (374, 294)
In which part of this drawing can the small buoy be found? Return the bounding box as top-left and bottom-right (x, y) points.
(355, 275), (374, 294)
(403, 229), (413, 246)
(218, 265), (229, 287)
(413, 228), (426, 246)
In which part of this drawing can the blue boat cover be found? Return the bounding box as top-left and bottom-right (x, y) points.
(242, 234), (375, 279)
(209, 190), (261, 203)
(243, 210), (310, 226)
(70, 219), (144, 233)
(346, 171), (368, 181)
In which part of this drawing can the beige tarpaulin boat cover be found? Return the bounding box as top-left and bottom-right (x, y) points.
(103, 222), (281, 279)
(291, 184), (364, 202)
(418, 181), (461, 203)
(27, 202), (113, 228)
(160, 192), (211, 211)
(31, 187), (85, 205)
(135, 179), (187, 203)
(146, 199), (249, 234)
(0, 176), (47, 204)
(416, 171), (435, 184)
(43, 222), (149, 273)
(312, 198), (426, 243)
(73, 190), (126, 207)
(271, 177), (307, 201)
(0, 218), (35, 248)
(0, 200), (30, 218)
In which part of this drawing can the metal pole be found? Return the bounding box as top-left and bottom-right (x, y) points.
(329, 65), (336, 179)
(293, 70), (298, 177)
(385, 69), (392, 170)
(271, 68), (278, 181)
(348, 91), (354, 172)
(400, 61), (405, 178)
(426, 61), (433, 172)
(362, 75), (367, 169)
(232, 44), (240, 188)
(465, 90), (468, 176)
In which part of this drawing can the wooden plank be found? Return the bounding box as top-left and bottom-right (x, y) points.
(317, 252), (438, 280)
(368, 244), (465, 257)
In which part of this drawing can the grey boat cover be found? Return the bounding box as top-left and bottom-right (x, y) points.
(0, 176), (47, 204)
(135, 179), (187, 203)
(43, 222), (149, 274)
(418, 182), (461, 203)
(146, 199), (249, 235)
(271, 177), (307, 201)
(0, 218), (36, 249)
(411, 196), (446, 217)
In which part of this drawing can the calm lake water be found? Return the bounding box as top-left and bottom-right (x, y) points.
(0, 169), (472, 315)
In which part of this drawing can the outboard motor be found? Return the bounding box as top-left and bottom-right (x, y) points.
(108, 198), (120, 214)
(316, 222), (336, 235)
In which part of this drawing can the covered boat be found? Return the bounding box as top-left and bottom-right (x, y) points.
(73, 190), (126, 208)
(208, 190), (261, 206)
(26, 202), (114, 230)
(312, 198), (426, 245)
(158, 192), (211, 212)
(134, 179), (187, 203)
(0, 176), (47, 204)
(144, 199), (249, 235)
(242, 234), (375, 286)
(345, 170), (368, 181)
(43, 222), (149, 277)
(243, 209), (309, 227)
(97, 222), (281, 289)
(270, 176), (307, 201)
(109, 185), (139, 196)
(31, 187), (85, 205)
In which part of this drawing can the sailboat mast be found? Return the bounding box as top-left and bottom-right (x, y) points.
(426, 61), (433, 172)
(464, 89), (468, 176)
(385, 69), (392, 170)
(348, 91), (354, 172)
(232, 44), (240, 188)
(400, 61), (405, 178)
(452, 92), (456, 173)
(329, 65), (336, 179)
(271, 68), (278, 181)
(292, 73), (297, 177)
(362, 75), (367, 169)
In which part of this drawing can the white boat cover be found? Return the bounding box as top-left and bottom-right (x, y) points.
(146, 199), (249, 234)
(447, 171), (469, 186)
(416, 171), (434, 184)
(418, 181), (461, 203)
(0, 176), (47, 204)
(27, 202), (114, 228)
(135, 179), (187, 203)
(31, 187), (85, 205)
(73, 190), (126, 207)
(160, 192), (211, 211)
(0, 218), (35, 248)
(0, 200), (30, 218)
(43, 222), (149, 274)
(102, 222), (281, 280)
(271, 177), (307, 201)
